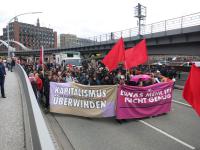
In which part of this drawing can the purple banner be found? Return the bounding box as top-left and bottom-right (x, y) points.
(116, 81), (174, 119)
(49, 82), (118, 118)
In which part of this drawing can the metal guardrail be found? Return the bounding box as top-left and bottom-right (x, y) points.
(16, 64), (55, 150)
(67, 12), (200, 48)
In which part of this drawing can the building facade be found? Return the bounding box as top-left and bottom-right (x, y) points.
(0, 19), (57, 51)
(60, 34), (93, 48)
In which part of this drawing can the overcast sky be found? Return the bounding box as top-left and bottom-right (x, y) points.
(0, 0), (200, 38)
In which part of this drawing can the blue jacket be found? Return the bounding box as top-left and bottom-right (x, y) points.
(0, 62), (6, 78)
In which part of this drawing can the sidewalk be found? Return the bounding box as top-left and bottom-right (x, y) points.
(0, 70), (25, 150)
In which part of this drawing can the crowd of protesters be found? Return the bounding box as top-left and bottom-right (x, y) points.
(19, 58), (177, 112)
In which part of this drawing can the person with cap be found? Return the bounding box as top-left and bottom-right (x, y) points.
(0, 57), (6, 98)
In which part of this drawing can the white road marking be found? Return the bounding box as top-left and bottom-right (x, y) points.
(139, 120), (196, 150)
(173, 100), (192, 107)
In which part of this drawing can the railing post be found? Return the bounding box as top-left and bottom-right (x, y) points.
(164, 20), (167, 35)
(151, 24), (153, 37)
(93, 37), (95, 45)
(181, 16), (183, 33)
(99, 35), (101, 44)
(129, 29), (132, 40)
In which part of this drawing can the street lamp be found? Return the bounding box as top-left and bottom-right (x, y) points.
(7, 12), (43, 57)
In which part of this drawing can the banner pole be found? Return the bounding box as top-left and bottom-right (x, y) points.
(42, 45), (44, 78)
(148, 57), (151, 73)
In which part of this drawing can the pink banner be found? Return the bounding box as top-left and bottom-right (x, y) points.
(116, 81), (174, 119)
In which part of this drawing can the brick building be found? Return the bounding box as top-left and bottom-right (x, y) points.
(60, 34), (93, 48)
(0, 18), (57, 51)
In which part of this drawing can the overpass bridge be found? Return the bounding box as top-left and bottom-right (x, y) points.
(1, 12), (200, 57)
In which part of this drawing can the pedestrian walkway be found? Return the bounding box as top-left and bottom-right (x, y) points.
(0, 70), (25, 150)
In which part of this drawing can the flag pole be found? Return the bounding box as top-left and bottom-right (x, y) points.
(40, 45), (45, 78)
(148, 57), (151, 73)
(123, 36), (128, 81)
(125, 61), (128, 81)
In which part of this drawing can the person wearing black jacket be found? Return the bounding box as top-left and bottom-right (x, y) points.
(0, 57), (6, 98)
(10, 57), (16, 72)
(44, 74), (52, 110)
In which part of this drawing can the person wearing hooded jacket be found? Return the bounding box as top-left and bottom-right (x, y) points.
(0, 57), (6, 98)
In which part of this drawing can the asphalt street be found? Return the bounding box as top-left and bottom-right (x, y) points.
(48, 88), (200, 150)
(1, 70), (198, 150)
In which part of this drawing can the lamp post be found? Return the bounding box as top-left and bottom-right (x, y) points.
(7, 12), (43, 57)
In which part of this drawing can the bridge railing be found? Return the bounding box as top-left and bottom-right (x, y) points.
(68, 12), (200, 48)
(16, 64), (55, 150)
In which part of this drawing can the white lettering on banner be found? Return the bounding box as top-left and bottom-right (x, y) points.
(68, 98), (72, 106)
(125, 97), (147, 103)
(164, 88), (172, 94)
(55, 87), (59, 94)
(73, 99), (80, 107)
(96, 101), (101, 109)
(124, 94), (172, 104)
(120, 90), (143, 98)
(121, 86), (172, 104)
(89, 101), (95, 108)
(54, 87), (107, 98)
(88, 90), (96, 98)
(121, 88), (172, 98)
(148, 94), (171, 103)
(145, 91), (163, 97)
(84, 101), (89, 108)
(53, 97), (107, 109)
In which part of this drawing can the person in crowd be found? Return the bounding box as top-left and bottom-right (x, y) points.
(6, 57), (11, 71)
(143, 79), (153, 86)
(51, 73), (58, 82)
(43, 73), (52, 111)
(0, 57), (6, 98)
(35, 73), (43, 102)
(137, 78), (143, 86)
(80, 73), (90, 85)
(89, 74), (100, 85)
(101, 75), (113, 85)
(10, 57), (16, 72)
(64, 72), (73, 82)
(28, 73), (37, 97)
(119, 75), (126, 85)
(57, 71), (63, 83)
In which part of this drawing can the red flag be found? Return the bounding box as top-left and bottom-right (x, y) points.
(125, 39), (148, 69)
(39, 46), (44, 65)
(183, 64), (200, 116)
(102, 38), (125, 71)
